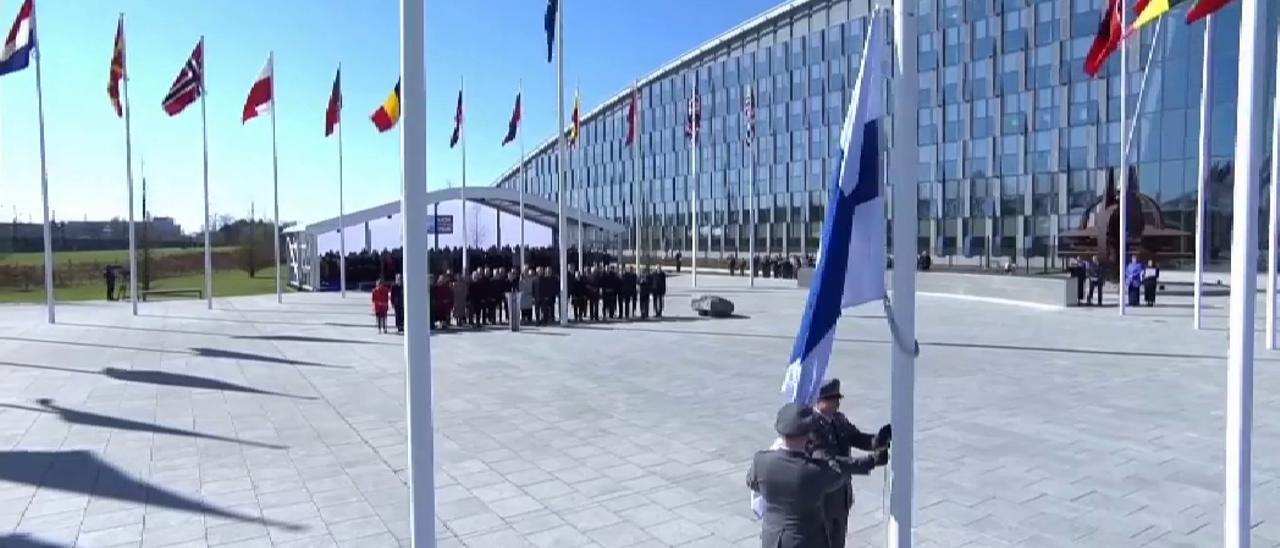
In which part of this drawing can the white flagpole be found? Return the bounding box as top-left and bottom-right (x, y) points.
(889, 4), (918, 547)
(748, 82), (756, 288)
(1267, 29), (1280, 349)
(556, 0), (568, 326)
(691, 78), (699, 289)
(121, 14), (138, 316)
(32, 2), (54, 324)
(1225, 0), (1265, 545)
(519, 81), (527, 271)
(461, 76), (470, 273)
(400, 1), (436, 545)
(337, 63), (347, 299)
(1193, 17), (1214, 331)
(199, 37), (213, 310)
(634, 81), (641, 273)
(270, 52), (282, 304)
(1117, 9), (1129, 315)
(577, 138), (584, 271)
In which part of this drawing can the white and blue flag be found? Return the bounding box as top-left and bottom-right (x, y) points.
(0, 0), (34, 78)
(780, 11), (888, 406)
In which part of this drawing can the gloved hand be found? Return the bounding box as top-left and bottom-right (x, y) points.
(872, 448), (889, 467)
(874, 423), (892, 449)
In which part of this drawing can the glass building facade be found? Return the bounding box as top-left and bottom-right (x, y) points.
(493, 0), (1279, 266)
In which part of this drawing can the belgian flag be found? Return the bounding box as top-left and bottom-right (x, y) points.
(370, 80), (401, 132)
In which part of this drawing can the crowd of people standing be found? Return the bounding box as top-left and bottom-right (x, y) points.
(368, 263), (670, 334)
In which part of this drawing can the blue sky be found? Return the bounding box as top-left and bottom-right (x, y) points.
(0, 0), (779, 233)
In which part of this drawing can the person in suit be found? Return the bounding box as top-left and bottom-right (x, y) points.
(1085, 255), (1105, 306)
(602, 265), (619, 319)
(637, 267), (652, 319)
(652, 268), (667, 317)
(746, 402), (888, 548)
(586, 266), (601, 321)
(103, 266), (117, 302)
(1142, 259), (1160, 306)
(390, 274), (405, 334)
(620, 266), (639, 319)
(809, 379), (891, 548)
(1069, 258), (1086, 305)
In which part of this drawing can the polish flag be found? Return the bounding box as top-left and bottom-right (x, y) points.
(242, 54), (273, 124)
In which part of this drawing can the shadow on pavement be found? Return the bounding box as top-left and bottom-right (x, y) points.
(188, 347), (347, 369)
(0, 399), (287, 450)
(231, 334), (374, 345)
(100, 368), (316, 400)
(0, 450), (303, 531)
(0, 533), (68, 548)
(567, 325), (1264, 362)
(0, 363), (315, 400)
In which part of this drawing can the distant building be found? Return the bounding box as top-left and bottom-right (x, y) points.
(0, 217), (187, 253)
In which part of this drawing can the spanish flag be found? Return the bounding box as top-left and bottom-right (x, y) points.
(107, 16), (125, 117)
(1131, 0), (1191, 33)
(569, 90), (581, 146)
(370, 80), (400, 132)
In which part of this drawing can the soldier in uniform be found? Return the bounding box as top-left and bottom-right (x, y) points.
(747, 402), (888, 548)
(810, 379), (892, 548)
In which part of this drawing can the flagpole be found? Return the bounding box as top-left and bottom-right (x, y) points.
(461, 76), (470, 273)
(633, 81), (641, 273)
(199, 36), (213, 310)
(889, 4), (918, 547)
(1268, 29), (1280, 349)
(1193, 17), (1214, 331)
(577, 128), (584, 271)
(337, 62), (347, 299)
(1225, 1), (1264, 544)
(121, 14), (138, 316)
(691, 79), (699, 289)
(1117, 9), (1129, 315)
(399, 1), (436, 545)
(270, 52), (282, 305)
(519, 81), (527, 271)
(748, 82), (756, 288)
(556, 0), (568, 326)
(30, 2), (54, 323)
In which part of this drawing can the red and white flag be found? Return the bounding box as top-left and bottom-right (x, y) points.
(242, 54), (273, 124)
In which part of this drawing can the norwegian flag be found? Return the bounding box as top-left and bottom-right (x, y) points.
(685, 81), (701, 139)
(162, 39), (203, 116)
(744, 87), (756, 147)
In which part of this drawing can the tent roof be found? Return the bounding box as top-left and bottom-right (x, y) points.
(296, 186), (626, 235)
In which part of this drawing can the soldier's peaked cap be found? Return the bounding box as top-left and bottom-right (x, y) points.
(775, 402), (817, 437)
(818, 378), (843, 400)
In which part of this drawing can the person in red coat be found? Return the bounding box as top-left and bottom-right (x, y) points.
(371, 279), (391, 334)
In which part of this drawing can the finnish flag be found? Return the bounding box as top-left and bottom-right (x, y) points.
(752, 10), (890, 519)
(779, 12), (889, 407)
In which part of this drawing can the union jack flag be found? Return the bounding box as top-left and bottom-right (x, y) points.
(744, 87), (756, 147)
(685, 80), (701, 139)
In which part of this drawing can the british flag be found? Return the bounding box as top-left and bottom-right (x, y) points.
(162, 39), (203, 116)
(685, 80), (701, 139)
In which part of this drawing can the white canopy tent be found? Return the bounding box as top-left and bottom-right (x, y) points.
(284, 186), (627, 290)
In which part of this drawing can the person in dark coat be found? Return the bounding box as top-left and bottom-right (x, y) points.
(103, 266), (117, 301)
(569, 269), (586, 322)
(586, 266), (601, 321)
(620, 266), (638, 319)
(637, 267), (652, 319)
(1142, 260), (1160, 306)
(809, 379), (892, 548)
(746, 402), (887, 548)
(1069, 258), (1086, 305)
(674, 251), (683, 273)
(1085, 255), (1105, 306)
(652, 268), (667, 317)
(601, 265), (619, 319)
(468, 272), (485, 328)
(391, 275), (405, 334)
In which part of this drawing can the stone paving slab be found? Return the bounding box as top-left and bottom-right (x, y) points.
(0, 273), (1277, 547)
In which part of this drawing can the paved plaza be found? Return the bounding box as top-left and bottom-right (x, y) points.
(0, 273), (1277, 547)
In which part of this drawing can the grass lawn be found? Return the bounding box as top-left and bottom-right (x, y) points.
(0, 267), (289, 303)
(0, 246), (237, 266)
